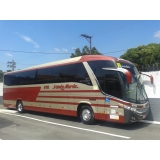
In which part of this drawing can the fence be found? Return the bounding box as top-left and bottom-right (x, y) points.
(137, 63), (160, 72)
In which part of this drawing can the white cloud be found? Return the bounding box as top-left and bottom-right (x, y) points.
(62, 48), (68, 52)
(55, 48), (68, 52)
(154, 31), (160, 38)
(21, 35), (40, 48)
(72, 47), (77, 50)
(16, 32), (40, 48)
(5, 53), (13, 57)
(55, 48), (60, 52)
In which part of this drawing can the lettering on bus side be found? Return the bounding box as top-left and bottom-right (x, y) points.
(44, 85), (49, 89)
(53, 84), (78, 90)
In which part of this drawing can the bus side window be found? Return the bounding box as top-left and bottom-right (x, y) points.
(66, 63), (92, 86)
(104, 73), (123, 99)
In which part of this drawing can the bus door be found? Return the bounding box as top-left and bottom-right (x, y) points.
(102, 68), (132, 122)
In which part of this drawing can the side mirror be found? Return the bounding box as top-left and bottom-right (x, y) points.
(102, 68), (132, 84)
(141, 72), (154, 84)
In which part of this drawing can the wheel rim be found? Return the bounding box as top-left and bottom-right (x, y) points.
(18, 103), (22, 112)
(82, 109), (91, 121)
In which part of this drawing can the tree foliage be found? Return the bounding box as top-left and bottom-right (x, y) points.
(120, 43), (160, 66)
(0, 70), (3, 82)
(70, 46), (102, 58)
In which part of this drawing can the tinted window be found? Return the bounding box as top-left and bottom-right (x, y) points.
(103, 71), (123, 99)
(88, 60), (116, 77)
(66, 63), (92, 85)
(4, 63), (92, 86)
(4, 74), (16, 86)
(4, 70), (36, 86)
(88, 61), (123, 98)
(36, 68), (53, 84)
(51, 65), (66, 83)
(21, 70), (36, 85)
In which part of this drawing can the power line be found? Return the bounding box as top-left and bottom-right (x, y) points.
(0, 21), (139, 63)
(0, 49), (127, 55)
(0, 49), (128, 68)
(0, 50), (72, 54)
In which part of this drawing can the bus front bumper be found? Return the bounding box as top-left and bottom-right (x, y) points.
(124, 106), (149, 123)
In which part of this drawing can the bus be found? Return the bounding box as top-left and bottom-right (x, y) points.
(3, 55), (153, 124)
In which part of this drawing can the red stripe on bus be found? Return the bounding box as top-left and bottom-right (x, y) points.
(36, 100), (111, 108)
(37, 95), (131, 106)
(40, 90), (101, 93)
(37, 95), (105, 100)
(79, 55), (117, 62)
(24, 106), (76, 116)
(36, 100), (77, 105)
(3, 87), (41, 101)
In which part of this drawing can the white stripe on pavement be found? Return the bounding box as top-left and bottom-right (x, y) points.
(140, 120), (160, 124)
(0, 112), (130, 139)
(1, 108), (160, 125)
(0, 109), (17, 113)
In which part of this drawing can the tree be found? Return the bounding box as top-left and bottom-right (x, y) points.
(70, 46), (102, 58)
(120, 43), (160, 66)
(0, 70), (4, 82)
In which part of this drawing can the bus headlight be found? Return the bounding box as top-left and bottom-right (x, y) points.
(124, 105), (131, 110)
(131, 105), (137, 111)
(131, 107), (137, 112)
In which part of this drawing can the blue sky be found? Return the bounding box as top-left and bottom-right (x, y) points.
(1, 20), (160, 72)
(0, 1), (160, 72)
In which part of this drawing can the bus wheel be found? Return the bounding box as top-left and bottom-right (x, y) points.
(80, 105), (95, 125)
(17, 101), (24, 113)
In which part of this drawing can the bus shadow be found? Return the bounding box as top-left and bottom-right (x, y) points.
(21, 110), (79, 123)
(95, 120), (151, 130)
(7, 108), (152, 130)
(20, 110), (151, 130)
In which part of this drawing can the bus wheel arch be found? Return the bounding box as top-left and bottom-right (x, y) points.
(77, 103), (95, 125)
(16, 100), (24, 113)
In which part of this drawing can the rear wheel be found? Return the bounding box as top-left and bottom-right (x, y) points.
(17, 101), (24, 113)
(80, 105), (95, 125)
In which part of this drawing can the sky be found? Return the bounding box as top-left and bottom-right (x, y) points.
(0, 1), (160, 72)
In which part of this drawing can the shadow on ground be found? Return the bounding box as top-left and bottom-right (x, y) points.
(5, 108), (151, 131)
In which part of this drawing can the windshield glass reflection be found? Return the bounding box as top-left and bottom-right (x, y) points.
(120, 62), (148, 104)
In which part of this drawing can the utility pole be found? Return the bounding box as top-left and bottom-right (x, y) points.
(7, 60), (16, 71)
(80, 34), (92, 55)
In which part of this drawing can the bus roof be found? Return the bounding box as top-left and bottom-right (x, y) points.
(4, 55), (133, 74)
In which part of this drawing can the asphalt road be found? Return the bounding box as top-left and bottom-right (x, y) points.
(0, 105), (160, 140)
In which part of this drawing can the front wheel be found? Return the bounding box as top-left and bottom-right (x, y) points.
(17, 101), (24, 113)
(80, 105), (95, 125)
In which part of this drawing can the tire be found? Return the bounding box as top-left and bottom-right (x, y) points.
(17, 101), (24, 113)
(80, 105), (95, 125)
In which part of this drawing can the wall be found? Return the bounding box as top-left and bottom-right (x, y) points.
(141, 71), (160, 121)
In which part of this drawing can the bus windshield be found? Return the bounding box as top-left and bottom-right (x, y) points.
(119, 62), (148, 104)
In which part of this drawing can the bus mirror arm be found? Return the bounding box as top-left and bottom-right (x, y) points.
(102, 67), (132, 84)
(141, 72), (154, 84)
